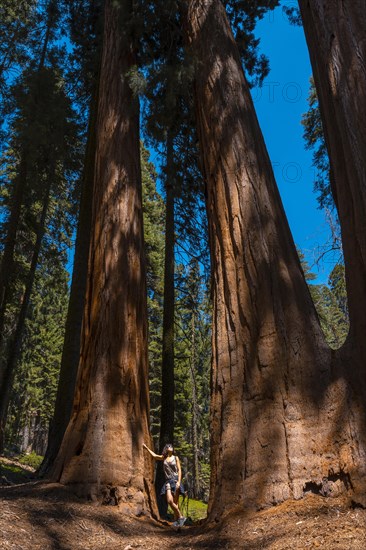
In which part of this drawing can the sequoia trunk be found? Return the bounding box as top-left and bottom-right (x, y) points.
(186, 0), (366, 518)
(297, 1), (366, 345)
(50, 0), (156, 515)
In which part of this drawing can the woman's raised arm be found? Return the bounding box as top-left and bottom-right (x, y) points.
(143, 443), (164, 460)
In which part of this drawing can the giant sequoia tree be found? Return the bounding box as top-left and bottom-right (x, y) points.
(297, 1), (366, 348)
(50, 0), (156, 513)
(185, 0), (366, 518)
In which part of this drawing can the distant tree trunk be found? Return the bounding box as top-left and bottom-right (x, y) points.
(33, 412), (48, 456)
(297, 1), (366, 346)
(0, 156), (27, 354)
(49, 0), (157, 515)
(0, 173), (52, 452)
(190, 312), (200, 499)
(155, 130), (175, 517)
(39, 87), (98, 478)
(160, 131), (176, 449)
(186, 0), (366, 518)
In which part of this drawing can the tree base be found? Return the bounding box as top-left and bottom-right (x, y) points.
(57, 482), (148, 515)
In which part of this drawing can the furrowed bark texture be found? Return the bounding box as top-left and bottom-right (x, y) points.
(297, 1), (366, 343)
(50, 0), (156, 515)
(186, 0), (366, 518)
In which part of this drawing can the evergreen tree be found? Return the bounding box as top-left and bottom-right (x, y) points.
(0, 0), (40, 146)
(298, 250), (348, 350)
(141, 144), (165, 448)
(174, 258), (211, 500)
(40, 0), (103, 476)
(301, 78), (349, 343)
(0, 0), (82, 451)
(6, 260), (69, 454)
(302, 77), (334, 212)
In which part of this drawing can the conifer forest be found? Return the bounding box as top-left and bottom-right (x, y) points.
(0, 1), (365, 549)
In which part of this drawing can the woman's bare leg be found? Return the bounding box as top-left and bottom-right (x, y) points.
(166, 489), (181, 520)
(173, 487), (180, 510)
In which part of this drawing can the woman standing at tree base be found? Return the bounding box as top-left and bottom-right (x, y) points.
(143, 442), (187, 526)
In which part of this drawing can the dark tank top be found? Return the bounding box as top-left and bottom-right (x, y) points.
(163, 455), (178, 480)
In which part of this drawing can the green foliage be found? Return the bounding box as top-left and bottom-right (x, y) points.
(0, 462), (24, 476)
(282, 5), (302, 26)
(126, 66), (147, 96)
(0, 0), (83, 454)
(141, 142), (211, 496)
(224, 0), (281, 86)
(18, 451), (43, 469)
(297, 248), (317, 282)
(0, 456), (34, 483)
(141, 144), (165, 447)
(174, 259), (211, 500)
(302, 77), (333, 211)
(64, 0), (103, 112)
(0, 0), (38, 98)
(0, 61), (82, 352)
(6, 262), (69, 453)
(301, 78), (348, 335)
(179, 495), (208, 521)
(299, 252), (349, 349)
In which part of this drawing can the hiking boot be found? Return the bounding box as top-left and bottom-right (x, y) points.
(172, 520), (180, 527)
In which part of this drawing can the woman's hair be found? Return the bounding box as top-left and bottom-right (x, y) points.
(162, 443), (174, 458)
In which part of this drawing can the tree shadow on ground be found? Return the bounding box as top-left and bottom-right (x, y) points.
(1, 482), (365, 549)
(0, 481), (202, 549)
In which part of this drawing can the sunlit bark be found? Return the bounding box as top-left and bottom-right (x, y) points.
(298, 0), (366, 345)
(186, 0), (366, 517)
(50, 0), (156, 514)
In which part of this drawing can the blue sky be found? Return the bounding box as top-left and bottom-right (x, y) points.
(251, 2), (334, 283)
(66, 2), (335, 284)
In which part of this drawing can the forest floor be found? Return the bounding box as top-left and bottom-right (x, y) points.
(1, 456), (366, 549)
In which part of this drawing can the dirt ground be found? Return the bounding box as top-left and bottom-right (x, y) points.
(1, 458), (365, 549)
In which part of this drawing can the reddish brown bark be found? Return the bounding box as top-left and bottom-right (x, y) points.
(50, 0), (156, 515)
(186, 0), (366, 518)
(297, 1), (366, 345)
